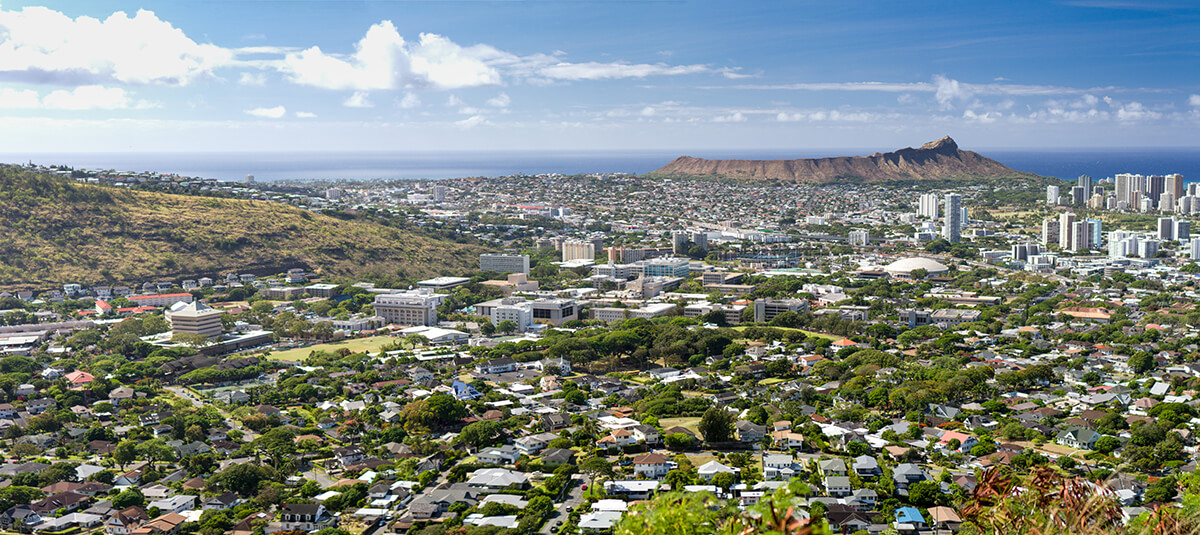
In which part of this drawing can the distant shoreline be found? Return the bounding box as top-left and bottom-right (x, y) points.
(2, 148), (1197, 183)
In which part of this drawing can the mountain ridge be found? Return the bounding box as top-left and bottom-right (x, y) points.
(0, 166), (485, 289)
(651, 136), (1030, 182)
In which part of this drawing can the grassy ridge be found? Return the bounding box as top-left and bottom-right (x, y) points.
(0, 167), (485, 288)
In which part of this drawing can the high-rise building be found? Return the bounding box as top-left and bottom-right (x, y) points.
(1166, 174), (1185, 205)
(918, 193), (940, 219)
(640, 257), (690, 278)
(1160, 193), (1176, 213)
(245, 174), (255, 185)
(561, 240), (597, 262)
(1087, 219), (1102, 248)
(1158, 217), (1176, 241)
(1190, 237), (1200, 259)
(1071, 221), (1090, 252)
(1138, 239), (1160, 259)
(1046, 185), (1060, 205)
(672, 231), (689, 254)
(432, 185), (447, 202)
(1011, 243), (1041, 262)
(480, 253), (531, 275)
(690, 231), (708, 249)
(1041, 218), (1060, 246)
(1071, 186), (1086, 205)
(164, 301), (224, 339)
(1176, 220), (1191, 242)
(1059, 212), (1076, 250)
(1077, 175), (1093, 200)
(1115, 173), (1132, 206)
(1148, 175), (1166, 209)
(848, 230), (869, 246)
(943, 193), (962, 243)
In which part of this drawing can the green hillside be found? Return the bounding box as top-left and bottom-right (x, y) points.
(0, 167), (485, 289)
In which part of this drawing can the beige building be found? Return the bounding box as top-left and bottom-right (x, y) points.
(164, 301), (224, 339)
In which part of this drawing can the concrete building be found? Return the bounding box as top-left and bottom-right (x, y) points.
(490, 298), (533, 332)
(164, 301), (223, 339)
(561, 240), (596, 262)
(1158, 217), (1176, 241)
(942, 193), (962, 243)
(480, 254), (530, 275)
(1041, 218), (1060, 247)
(530, 298), (578, 326)
(128, 293), (193, 308)
(593, 263), (642, 280)
(848, 230), (869, 246)
(1071, 220), (1090, 252)
(1059, 212), (1076, 250)
(754, 298), (810, 323)
(432, 185), (447, 202)
(1046, 185), (1060, 205)
(917, 193), (939, 219)
(373, 290), (440, 326)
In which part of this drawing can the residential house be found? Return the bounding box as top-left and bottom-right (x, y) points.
(633, 453), (671, 479)
(274, 504), (334, 532)
(477, 446), (521, 465)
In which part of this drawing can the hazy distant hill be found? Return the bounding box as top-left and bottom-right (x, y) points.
(0, 167), (485, 289)
(652, 136), (1030, 183)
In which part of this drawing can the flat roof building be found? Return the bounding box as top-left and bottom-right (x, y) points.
(480, 254), (530, 275)
(165, 301), (224, 339)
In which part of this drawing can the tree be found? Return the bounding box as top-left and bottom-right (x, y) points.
(664, 433), (695, 451)
(137, 438), (175, 469)
(497, 320), (518, 334)
(1128, 352), (1155, 374)
(114, 440), (138, 469)
(210, 463), (275, 496)
(565, 389), (587, 405)
(112, 489), (145, 509)
(0, 487), (45, 512)
(458, 421), (504, 449)
(711, 472), (736, 490)
(698, 407), (735, 444)
(1093, 436), (1122, 455)
(908, 480), (941, 507)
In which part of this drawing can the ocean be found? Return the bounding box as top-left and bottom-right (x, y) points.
(1, 148), (1197, 183)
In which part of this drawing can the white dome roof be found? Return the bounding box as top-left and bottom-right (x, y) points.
(884, 257), (949, 274)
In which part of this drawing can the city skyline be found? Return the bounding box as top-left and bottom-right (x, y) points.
(0, 1), (1198, 152)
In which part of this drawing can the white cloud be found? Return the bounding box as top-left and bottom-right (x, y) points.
(1190, 94), (1200, 107)
(280, 22), (502, 90)
(344, 91), (373, 108)
(295, 111), (317, 118)
(238, 72), (266, 86)
(446, 95), (465, 107)
(713, 112), (746, 122)
(0, 6), (232, 86)
(42, 85), (150, 110)
(0, 88), (40, 108)
(962, 110), (1001, 123)
(486, 92), (511, 108)
(399, 92), (421, 109)
(776, 110), (876, 122)
(933, 74), (972, 108)
(245, 105), (286, 118)
(1116, 101), (1161, 121)
(454, 115), (489, 128)
(640, 106), (656, 117)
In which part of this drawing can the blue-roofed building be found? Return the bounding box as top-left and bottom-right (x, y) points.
(893, 507), (926, 534)
(453, 380), (482, 400)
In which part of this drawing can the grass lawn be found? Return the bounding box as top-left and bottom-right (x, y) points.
(758, 377), (786, 386)
(261, 336), (401, 361)
(730, 326), (840, 341)
(659, 416), (702, 436)
(685, 453), (719, 466)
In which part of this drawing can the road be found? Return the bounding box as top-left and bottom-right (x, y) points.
(165, 385), (259, 442)
(540, 474), (585, 534)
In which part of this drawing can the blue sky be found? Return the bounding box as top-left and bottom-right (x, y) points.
(0, 0), (1197, 152)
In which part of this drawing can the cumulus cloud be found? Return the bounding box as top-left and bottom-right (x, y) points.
(295, 111), (317, 118)
(933, 74), (972, 108)
(1116, 101), (1161, 121)
(239, 72), (266, 86)
(486, 92), (510, 108)
(344, 91), (373, 108)
(43, 85), (153, 110)
(245, 105), (286, 118)
(1190, 94), (1200, 107)
(0, 88), (40, 108)
(713, 111), (747, 122)
(398, 92), (420, 109)
(0, 6), (232, 86)
(640, 106), (656, 117)
(962, 109), (1001, 123)
(454, 114), (489, 128)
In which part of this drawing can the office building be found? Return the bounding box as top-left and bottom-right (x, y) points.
(1086, 219), (1102, 248)
(1011, 243), (1041, 262)
(1177, 220), (1191, 242)
(1041, 218), (1060, 246)
(374, 290), (441, 326)
(1161, 193), (1176, 213)
(1046, 185), (1060, 205)
(530, 298), (578, 326)
(562, 239), (597, 262)
(754, 298), (811, 323)
(480, 253), (531, 275)
(1071, 186), (1086, 205)
(690, 231), (709, 249)
(607, 247), (647, 264)
(1078, 175), (1093, 200)
(165, 301), (224, 339)
(917, 193), (939, 219)
(1138, 239), (1160, 259)
(641, 257), (690, 278)
(1059, 212), (1076, 250)
(943, 193), (962, 243)
(672, 231), (689, 254)
(1191, 237), (1200, 259)
(432, 185), (447, 202)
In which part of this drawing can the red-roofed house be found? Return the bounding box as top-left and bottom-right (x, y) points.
(66, 370), (95, 388)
